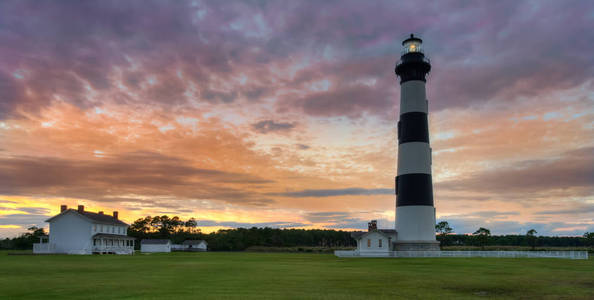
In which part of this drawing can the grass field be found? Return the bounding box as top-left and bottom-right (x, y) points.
(1, 251), (593, 299)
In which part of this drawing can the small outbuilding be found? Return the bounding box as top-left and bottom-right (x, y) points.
(182, 240), (208, 251)
(350, 220), (397, 256)
(140, 239), (171, 253)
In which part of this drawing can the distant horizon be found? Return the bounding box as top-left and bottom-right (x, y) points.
(0, 206), (589, 239)
(1, 1), (593, 238)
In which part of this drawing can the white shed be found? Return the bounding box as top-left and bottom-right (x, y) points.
(140, 239), (171, 253)
(182, 240), (208, 251)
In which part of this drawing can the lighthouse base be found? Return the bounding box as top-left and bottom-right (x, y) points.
(393, 240), (440, 251)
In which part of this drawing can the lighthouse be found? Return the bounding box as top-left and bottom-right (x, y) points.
(394, 34), (440, 251)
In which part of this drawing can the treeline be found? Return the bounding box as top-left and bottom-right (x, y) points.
(126, 216), (594, 251)
(126, 215), (356, 250)
(437, 234), (592, 248)
(0, 227), (46, 250)
(435, 222), (594, 249)
(1, 216), (593, 251)
(128, 227), (356, 251)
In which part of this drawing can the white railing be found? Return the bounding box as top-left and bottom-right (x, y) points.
(33, 243), (55, 253)
(335, 250), (589, 260)
(93, 246), (134, 254)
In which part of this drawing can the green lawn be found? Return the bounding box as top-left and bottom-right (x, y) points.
(1, 251), (593, 299)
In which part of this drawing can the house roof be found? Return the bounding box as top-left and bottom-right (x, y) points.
(141, 239), (171, 245)
(182, 240), (207, 245)
(45, 209), (129, 226)
(351, 229), (397, 239)
(94, 233), (135, 240)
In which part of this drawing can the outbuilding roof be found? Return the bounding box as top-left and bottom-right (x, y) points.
(141, 239), (171, 245)
(46, 209), (129, 226)
(182, 240), (207, 245)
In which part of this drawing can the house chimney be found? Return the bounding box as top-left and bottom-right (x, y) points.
(60, 205), (67, 212)
(368, 220), (377, 232)
(113, 211), (118, 220)
(78, 205), (84, 213)
(98, 211), (104, 215)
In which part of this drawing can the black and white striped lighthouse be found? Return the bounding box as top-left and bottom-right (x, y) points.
(394, 34), (440, 251)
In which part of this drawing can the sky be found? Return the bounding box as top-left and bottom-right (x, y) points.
(1, 0), (593, 238)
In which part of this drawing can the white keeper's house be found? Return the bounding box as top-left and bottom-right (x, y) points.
(33, 205), (135, 255)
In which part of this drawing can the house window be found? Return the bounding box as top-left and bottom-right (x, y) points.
(379, 239), (383, 248)
(112, 226), (115, 233)
(367, 239), (371, 247)
(93, 225), (97, 232)
(101, 225), (104, 232)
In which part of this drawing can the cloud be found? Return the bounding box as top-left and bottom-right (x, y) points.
(0, 151), (274, 206)
(536, 204), (594, 216)
(0, 214), (48, 227)
(1, 1), (592, 121)
(302, 211), (392, 230)
(303, 211), (353, 223)
(445, 211), (520, 219)
(436, 147), (594, 198)
(0, 207), (50, 215)
(286, 83), (394, 119)
(195, 219), (307, 229)
(251, 120), (296, 134)
(274, 188), (393, 198)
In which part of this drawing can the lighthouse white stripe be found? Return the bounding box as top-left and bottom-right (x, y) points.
(397, 142), (432, 175)
(400, 80), (428, 115)
(395, 206), (436, 241)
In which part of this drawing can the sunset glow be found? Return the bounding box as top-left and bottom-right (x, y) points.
(1, 1), (593, 237)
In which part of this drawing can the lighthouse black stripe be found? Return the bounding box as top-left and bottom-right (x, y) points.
(395, 173), (434, 206)
(398, 112), (429, 144)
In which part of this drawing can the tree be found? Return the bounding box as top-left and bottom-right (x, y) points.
(473, 227), (491, 250)
(435, 221), (453, 247)
(526, 229), (538, 250)
(27, 226), (46, 237)
(584, 232), (594, 248)
(11, 226), (47, 250)
(185, 218), (199, 233)
(435, 221), (453, 235)
(130, 216), (152, 233)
